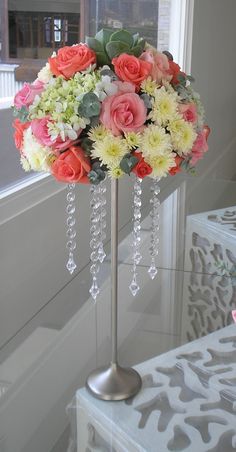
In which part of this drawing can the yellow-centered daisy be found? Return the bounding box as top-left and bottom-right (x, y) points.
(146, 152), (176, 178)
(141, 124), (172, 157)
(168, 119), (196, 154)
(91, 136), (128, 167)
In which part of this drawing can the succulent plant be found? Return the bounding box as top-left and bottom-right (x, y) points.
(85, 28), (146, 67)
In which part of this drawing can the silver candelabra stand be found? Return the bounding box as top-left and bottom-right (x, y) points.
(86, 178), (142, 401)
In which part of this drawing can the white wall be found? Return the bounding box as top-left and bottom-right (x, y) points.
(191, 0), (236, 180)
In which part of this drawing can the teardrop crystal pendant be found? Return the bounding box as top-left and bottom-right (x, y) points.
(66, 183), (77, 275)
(148, 177), (160, 280)
(129, 177), (143, 297)
(89, 180), (107, 302)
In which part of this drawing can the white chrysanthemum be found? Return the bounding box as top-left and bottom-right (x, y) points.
(37, 63), (53, 84)
(22, 127), (51, 172)
(141, 125), (172, 157)
(141, 77), (159, 96)
(146, 152), (176, 178)
(150, 86), (179, 126)
(88, 125), (112, 142)
(168, 119), (197, 155)
(20, 156), (31, 172)
(124, 131), (141, 149)
(108, 167), (125, 179)
(91, 136), (128, 167)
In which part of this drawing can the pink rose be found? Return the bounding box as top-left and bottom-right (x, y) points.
(190, 128), (209, 165)
(232, 310), (236, 323)
(14, 80), (44, 109)
(31, 117), (81, 151)
(178, 103), (198, 123)
(100, 83), (147, 136)
(140, 50), (171, 83)
(51, 146), (91, 183)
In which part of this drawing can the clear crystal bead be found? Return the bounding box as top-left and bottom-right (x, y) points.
(129, 177), (143, 295)
(89, 277), (100, 301)
(98, 245), (106, 263)
(148, 263), (158, 280)
(129, 277), (140, 297)
(148, 178), (160, 280)
(65, 184), (77, 275)
(89, 180), (107, 302)
(66, 253), (77, 275)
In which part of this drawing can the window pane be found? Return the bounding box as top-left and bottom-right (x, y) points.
(0, 1), (81, 193)
(87, 0), (171, 50)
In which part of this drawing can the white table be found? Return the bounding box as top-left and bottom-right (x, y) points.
(74, 324), (236, 451)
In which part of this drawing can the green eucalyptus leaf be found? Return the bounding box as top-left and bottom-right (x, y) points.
(95, 28), (113, 46)
(140, 93), (152, 109)
(110, 29), (133, 47)
(88, 165), (106, 184)
(88, 170), (100, 184)
(106, 41), (130, 59)
(186, 74), (195, 82)
(78, 92), (101, 118)
(13, 106), (29, 122)
(85, 37), (104, 52)
(120, 154), (138, 175)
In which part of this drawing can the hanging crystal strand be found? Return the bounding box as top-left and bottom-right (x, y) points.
(148, 177), (160, 280)
(66, 183), (77, 275)
(97, 180), (107, 264)
(129, 177), (143, 297)
(89, 181), (107, 302)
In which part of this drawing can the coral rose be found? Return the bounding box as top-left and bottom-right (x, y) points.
(51, 146), (91, 183)
(167, 60), (185, 85)
(48, 44), (96, 79)
(112, 54), (152, 89)
(178, 103), (198, 123)
(100, 83), (147, 136)
(14, 80), (44, 109)
(169, 155), (184, 175)
(132, 151), (152, 179)
(140, 50), (171, 84)
(13, 119), (30, 151)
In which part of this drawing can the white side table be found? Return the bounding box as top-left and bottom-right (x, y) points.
(74, 324), (236, 452)
(182, 207), (236, 343)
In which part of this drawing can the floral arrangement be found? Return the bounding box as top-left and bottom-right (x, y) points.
(13, 29), (210, 185)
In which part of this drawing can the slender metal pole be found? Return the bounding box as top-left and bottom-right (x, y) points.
(111, 178), (118, 364)
(86, 179), (142, 400)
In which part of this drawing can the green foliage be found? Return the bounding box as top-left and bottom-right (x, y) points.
(106, 41), (130, 59)
(88, 162), (106, 184)
(85, 28), (146, 67)
(81, 137), (93, 156)
(119, 153), (138, 175)
(78, 93), (101, 118)
(12, 106), (29, 123)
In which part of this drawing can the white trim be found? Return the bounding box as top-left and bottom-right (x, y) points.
(0, 97), (13, 109)
(0, 174), (65, 226)
(169, 0), (194, 72)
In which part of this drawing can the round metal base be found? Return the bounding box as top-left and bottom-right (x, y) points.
(86, 363), (142, 401)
